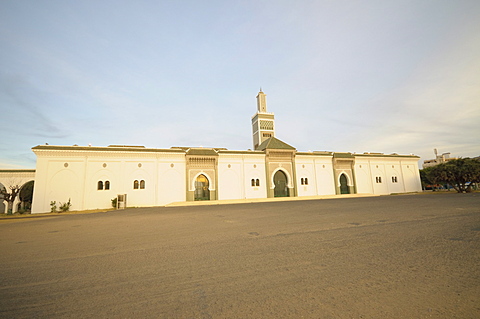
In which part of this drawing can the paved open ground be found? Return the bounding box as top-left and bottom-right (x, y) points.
(1, 193), (479, 318)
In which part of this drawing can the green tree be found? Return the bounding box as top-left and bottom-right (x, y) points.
(427, 158), (480, 193)
(419, 167), (434, 190)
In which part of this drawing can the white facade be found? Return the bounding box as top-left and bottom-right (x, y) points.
(354, 156), (422, 195)
(31, 147), (187, 213)
(25, 145), (421, 214)
(1, 90), (423, 214)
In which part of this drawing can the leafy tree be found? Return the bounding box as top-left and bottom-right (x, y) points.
(427, 158), (480, 193)
(419, 167), (434, 190)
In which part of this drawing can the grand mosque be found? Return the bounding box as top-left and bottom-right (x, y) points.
(1, 90), (422, 214)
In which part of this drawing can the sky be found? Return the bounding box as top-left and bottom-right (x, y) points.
(1, 0), (479, 169)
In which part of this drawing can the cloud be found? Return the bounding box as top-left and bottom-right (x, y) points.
(0, 74), (68, 138)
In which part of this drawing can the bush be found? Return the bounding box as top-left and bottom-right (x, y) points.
(50, 201), (57, 213)
(111, 197), (118, 209)
(58, 199), (71, 212)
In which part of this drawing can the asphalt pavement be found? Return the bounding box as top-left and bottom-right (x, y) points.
(1, 193), (479, 318)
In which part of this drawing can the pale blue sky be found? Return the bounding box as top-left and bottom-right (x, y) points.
(1, 0), (479, 168)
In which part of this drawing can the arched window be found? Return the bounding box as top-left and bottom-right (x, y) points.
(105, 181), (110, 190)
(376, 176), (382, 183)
(140, 180), (145, 189)
(97, 181), (103, 190)
(392, 176), (398, 183)
(301, 178), (304, 185)
(133, 180), (139, 189)
(256, 179), (260, 186)
(304, 178), (308, 185)
(251, 179), (255, 187)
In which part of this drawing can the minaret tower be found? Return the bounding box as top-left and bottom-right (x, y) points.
(252, 89), (275, 150)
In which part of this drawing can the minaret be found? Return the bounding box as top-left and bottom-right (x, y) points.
(252, 89), (275, 150)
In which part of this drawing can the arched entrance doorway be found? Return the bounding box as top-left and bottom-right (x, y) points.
(194, 174), (210, 201)
(274, 170), (289, 197)
(18, 181), (34, 212)
(340, 174), (350, 194)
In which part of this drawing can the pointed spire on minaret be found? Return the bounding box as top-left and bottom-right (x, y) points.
(256, 89), (267, 113)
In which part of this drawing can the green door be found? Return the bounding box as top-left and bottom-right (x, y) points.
(194, 174), (210, 200)
(340, 174), (350, 194)
(274, 170), (289, 197)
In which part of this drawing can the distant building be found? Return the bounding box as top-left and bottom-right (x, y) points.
(1, 90), (422, 214)
(422, 149), (458, 168)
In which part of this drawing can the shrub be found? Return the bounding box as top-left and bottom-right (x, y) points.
(111, 197), (118, 209)
(50, 201), (57, 213)
(58, 199), (71, 212)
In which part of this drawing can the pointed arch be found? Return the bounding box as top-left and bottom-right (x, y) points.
(273, 170), (289, 197)
(271, 168), (293, 189)
(339, 173), (350, 194)
(194, 174), (210, 201)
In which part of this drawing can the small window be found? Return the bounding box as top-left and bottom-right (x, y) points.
(133, 180), (139, 189)
(392, 176), (398, 183)
(251, 179), (255, 187)
(301, 178), (304, 185)
(256, 179), (260, 186)
(304, 178), (308, 185)
(140, 180), (145, 189)
(376, 177), (382, 183)
(105, 181), (110, 190)
(97, 181), (104, 190)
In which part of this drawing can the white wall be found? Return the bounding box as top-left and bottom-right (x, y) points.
(31, 148), (186, 213)
(401, 160), (422, 192)
(218, 153), (267, 200)
(296, 156), (318, 197)
(157, 158), (186, 206)
(314, 157), (336, 195)
(354, 156), (422, 195)
(353, 160), (374, 194)
(242, 155), (267, 199)
(218, 155), (244, 200)
(30, 146), (422, 214)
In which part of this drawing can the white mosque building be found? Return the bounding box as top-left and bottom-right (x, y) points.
(2, 91), (422, 214)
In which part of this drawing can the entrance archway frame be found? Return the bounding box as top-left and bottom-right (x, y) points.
(192, 172), (212, 201)
(269, 167), (294, 198)
(335, 170), (355, 195)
